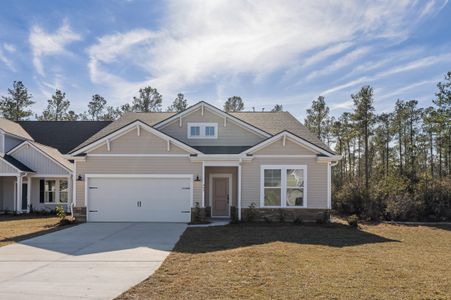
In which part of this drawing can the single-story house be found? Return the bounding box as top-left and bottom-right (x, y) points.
(1, 102), (340, 222)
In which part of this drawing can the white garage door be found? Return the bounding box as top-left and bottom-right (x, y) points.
(87, 176), (192, 222)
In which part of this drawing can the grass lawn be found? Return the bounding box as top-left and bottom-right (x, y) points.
(118, 222), (451, 300)
(0, 214), (69, 247)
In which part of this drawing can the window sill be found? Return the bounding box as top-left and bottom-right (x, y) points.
(261, 206), (308, 209)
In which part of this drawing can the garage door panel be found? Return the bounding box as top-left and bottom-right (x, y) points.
(88, 177), (191, 222)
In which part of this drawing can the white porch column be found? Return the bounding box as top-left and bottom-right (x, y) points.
(27, 175), (31, 212)
(238, 164), (242, 220)
(69, 174), (74, 216)
(327, 162), (331, 209)
(201, 161), (205, 207)
(16, 174), (22, 213)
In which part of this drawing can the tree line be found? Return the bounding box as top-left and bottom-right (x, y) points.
(304, 71), (451, 221)
(0, 82), (284, 121)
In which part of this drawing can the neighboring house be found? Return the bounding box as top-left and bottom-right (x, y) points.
(0, 119), (111, 213)
(1, 102), (341, 222)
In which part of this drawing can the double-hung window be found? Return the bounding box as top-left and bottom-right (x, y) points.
(261, 165), (307, 208)
(187, 123), (218, 139)
(40, 179), (69, 204)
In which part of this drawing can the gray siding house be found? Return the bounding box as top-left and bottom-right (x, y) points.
(1, 102), (340, 222)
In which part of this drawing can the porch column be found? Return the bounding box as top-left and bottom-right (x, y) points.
(69, 174), (74, 215)
(16, 174), (22, 213)
(27, 175), (31, 212)
(238, 164), (242, 220)
(201, 161), (205, 207)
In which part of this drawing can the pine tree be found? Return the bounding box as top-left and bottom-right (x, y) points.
(271, 104), (283, 112)
(132, 86), (162, 112)
(0, 81), (35, 121)
(167, 93), (188, 112)
(88, 94), (107, 120)
(304, 96), (330, 140)
(37, 89), (70, 121)
(224, 96), (244, 112)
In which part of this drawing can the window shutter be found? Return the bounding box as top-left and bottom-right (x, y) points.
(39, 180), (45, 203)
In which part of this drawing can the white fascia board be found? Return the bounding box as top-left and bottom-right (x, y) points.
(244, 131), (334, 157)
(70, 120), (202, 156)
(190, 154), (253, 163)
(316, 155), (342, 162)
(0, 156), (22, 173)
(155, 102), (270, 138)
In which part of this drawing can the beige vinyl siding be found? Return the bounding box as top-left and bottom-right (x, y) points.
(0, 159), (18, 174)
(159, 108), (265, 146)
(75, 156), (202, 207)
(0, 133), (4, 154)
(205, 167), (238, 207)
(11, 146), (69, 175)
(253, 138), (318, 155)
(90, 127), (189, 155)
(0, 177), (15, 210)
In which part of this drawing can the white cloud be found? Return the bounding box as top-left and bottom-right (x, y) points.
(86, 0), (447, 103)
(321, 53), (451, 95)
(3, 43), (16, 53)
(29, 20), (82, 75)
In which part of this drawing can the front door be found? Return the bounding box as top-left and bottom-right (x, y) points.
(21, 183), (28, 210)
(212, 177), (229, 216)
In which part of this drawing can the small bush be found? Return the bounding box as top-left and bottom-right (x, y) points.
(347, 214), (359, 228)
(244, 202), (257, 222)
(55, 205), (66, 220)
(264, 217), (272, 224)
(192, 202), (202, 223)
(230, 206), (239, 224)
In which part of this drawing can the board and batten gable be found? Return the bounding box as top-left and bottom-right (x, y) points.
(242, 137), (328, 209)
(89, 127), (189, 155)
(0, 159), (18, 174)
(75, 125), (202, 207)
(10, 145), (70, 175)
(158, 107), (265, 146)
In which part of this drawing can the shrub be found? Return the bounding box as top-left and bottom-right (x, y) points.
(55, 205), (66, 220)
(278, 209), (286, 223)
(347, 214), (359, 228)
(192, 202), (202, 223)
(230, 206), (239, 224)
(244, 202), (257, 222)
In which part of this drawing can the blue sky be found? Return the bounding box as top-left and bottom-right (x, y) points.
(0, 0), (450, 120)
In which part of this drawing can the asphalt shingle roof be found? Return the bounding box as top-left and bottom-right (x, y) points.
(0, 118), (33, 140)
(18, 121), (112, 154)
(69, 107), (334, 155)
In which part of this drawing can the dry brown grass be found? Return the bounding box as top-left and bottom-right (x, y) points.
(0, 214), (68, 247)
(118, 222), (451, 300)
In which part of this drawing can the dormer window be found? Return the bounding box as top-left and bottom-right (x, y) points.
(188, 123), (218, 139)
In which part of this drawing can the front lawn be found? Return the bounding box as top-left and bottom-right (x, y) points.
(117, 222), (451, 300)
(0, 214), (69, 247)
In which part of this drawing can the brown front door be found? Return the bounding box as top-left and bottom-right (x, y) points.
(212, 177), (229, 216)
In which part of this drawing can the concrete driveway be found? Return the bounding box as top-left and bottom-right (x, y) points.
(0, 222), (187, 300)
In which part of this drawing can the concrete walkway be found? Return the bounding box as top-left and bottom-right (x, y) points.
(0, 222), (187, 300)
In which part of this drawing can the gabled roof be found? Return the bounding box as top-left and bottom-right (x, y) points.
(1, 154), (34, 172)
(70, 113), (175, 153)
(18, 121), (112, 154)
(0, 118), (33, 140)
(154, 101), (271, 138)
(70, 119), (202, 156)
(230, 112), (334, 154)
(8, 141), (73, 172)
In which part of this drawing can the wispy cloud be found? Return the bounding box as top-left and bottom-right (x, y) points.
(86, 0), (445, 103)
(321, 53), (451, 95)
(0, 44), (16, 71)
(29, 20), (82, 75)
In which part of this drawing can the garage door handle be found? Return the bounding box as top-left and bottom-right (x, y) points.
(89, 187), (98, 189)
(89, 210), (98, 213)
(182, 187), (190, 190)
(181, 210), (190, 213)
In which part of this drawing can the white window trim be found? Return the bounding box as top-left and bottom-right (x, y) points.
(187, 122), (218, 139)
(43, 178), (69, 204)
(260, 165), (308, 209)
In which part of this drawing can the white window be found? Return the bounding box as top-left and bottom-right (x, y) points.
(261, 165), (307, 208)
(187, 123), (218, 139)
(44, 179), (68, 203)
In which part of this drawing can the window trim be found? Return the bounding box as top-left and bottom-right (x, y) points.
(260, 165), (307, 208)
(43, 178), (69, 204)
(187, 122), (218, 139)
